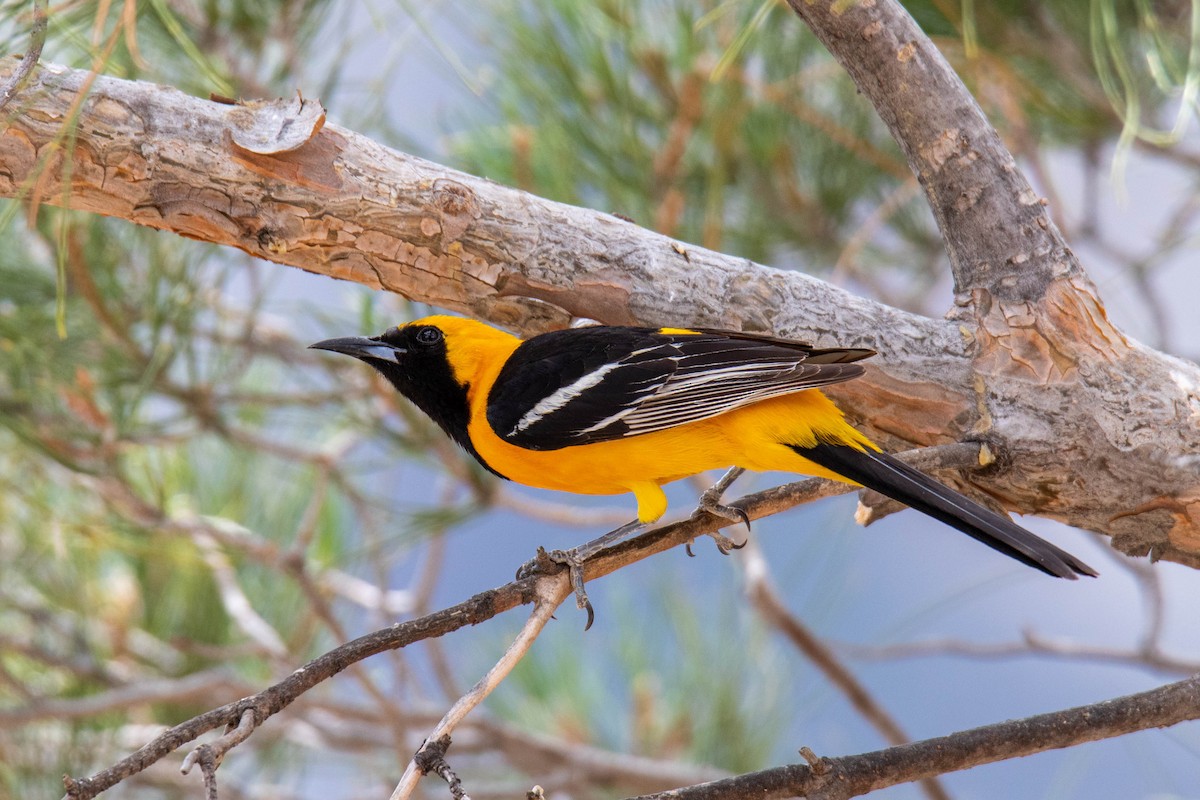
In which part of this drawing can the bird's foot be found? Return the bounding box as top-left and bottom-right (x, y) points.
(687, 467), (750, 556)
(685, 529), (745, 557)
(550, 548), (595, 629)
(516, 519), (647, 630)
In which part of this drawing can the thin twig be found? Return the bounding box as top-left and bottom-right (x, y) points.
(194, 532), (289, 658)
(412, 511), (467, 702)
(0, 0), (48, 112)
(390, 575), (570, 800)
(836, 632), (1200, 677)
(831, 177), (922, 286)
(59, 573), (546, 800)
(180, 708), (257, 800)
(0, 669), (249, 726)
(495, 488), (632, 528)
(473, 715), (731, 793)
(1086, 537), (1167, 654)
(284, 551), (414, 759)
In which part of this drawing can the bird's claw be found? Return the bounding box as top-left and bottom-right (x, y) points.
(516, 547), (595, 630)
(695, 467), (752, 535)
(689, 467), (751, 556)
(686, 529), (744, 557)
(545, 549), (595, 630)
(715, 531), (746, 553)
(518, 519), (645, 631)
(686, 467), (751, 557)
(696, 498), (752, 535)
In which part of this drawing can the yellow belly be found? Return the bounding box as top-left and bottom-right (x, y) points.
(466, 388), (875, 520)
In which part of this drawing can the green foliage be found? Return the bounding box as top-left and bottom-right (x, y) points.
(0, 204), (362, 785)
(453, 0), (1197, 294)
(456, 0), (907, 269)
(0, 0), (336, 95)
(903, 0), (1196, 145)
(492, 579), (787, 773)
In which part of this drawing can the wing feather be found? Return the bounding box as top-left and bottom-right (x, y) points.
(486, 326), (873, 451)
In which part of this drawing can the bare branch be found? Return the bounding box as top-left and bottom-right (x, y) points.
(472, 715), (731, 794)
(836, 633), (1200, 677)
(59, 572), (546, 800)
(629, 674), (1200, 800)
(494, 488), (633, 528)
(0, 669), (249, 726)
(194, 532), (289, 658)
(180, 709), (257, 800)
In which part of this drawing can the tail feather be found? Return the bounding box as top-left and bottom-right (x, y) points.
(794, 443), (1097, 579)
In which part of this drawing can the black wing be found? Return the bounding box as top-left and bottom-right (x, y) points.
(486, 326), (874, 451)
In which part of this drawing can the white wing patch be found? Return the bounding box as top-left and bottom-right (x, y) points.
(511, 361), (625, 436)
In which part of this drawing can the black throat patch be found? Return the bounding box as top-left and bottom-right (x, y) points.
(368, 336), (509, 480)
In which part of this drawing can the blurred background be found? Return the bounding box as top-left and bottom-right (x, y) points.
(0, 1), (1198, 798)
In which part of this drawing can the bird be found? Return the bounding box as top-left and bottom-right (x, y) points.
(311, 315), (1096, 617)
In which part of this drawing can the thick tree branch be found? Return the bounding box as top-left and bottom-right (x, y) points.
(1, 54), (1198, 565)
(631, 673), (1200, 800)
(0, 60), (940, 357)
(782, 0), (1073, 300)
(778, 0), (1200, 563)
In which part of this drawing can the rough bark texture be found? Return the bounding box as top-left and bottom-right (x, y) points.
(782, 0), (1200, 563)
(1, 51), (1198, 565)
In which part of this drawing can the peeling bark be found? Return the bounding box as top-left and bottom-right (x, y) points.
(0, 52), (1197, 565)
(782, 0), (1200, 563)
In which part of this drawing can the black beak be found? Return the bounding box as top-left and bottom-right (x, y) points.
(309, 336), (406, 364)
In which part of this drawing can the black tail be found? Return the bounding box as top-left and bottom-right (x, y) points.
(795, 443), (1097, 579)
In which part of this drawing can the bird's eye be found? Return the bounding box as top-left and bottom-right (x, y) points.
(415, 326), (443, 346)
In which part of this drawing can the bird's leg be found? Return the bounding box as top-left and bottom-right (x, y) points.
(561, 519), (649, 563)
(688, 467), (750, 556)
(516, 519), (647, 629)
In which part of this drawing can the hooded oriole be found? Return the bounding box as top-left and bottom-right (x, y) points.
(311, 316), (1095, 583)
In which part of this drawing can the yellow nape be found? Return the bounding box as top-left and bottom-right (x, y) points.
(405, 315), (522, 390)
(405, 315), (520, 343)
(657, 327), (701, 335)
